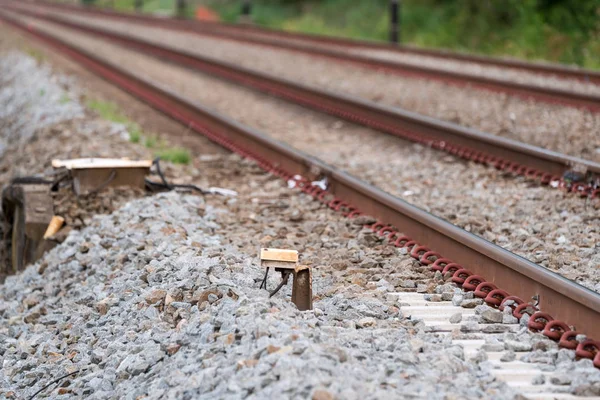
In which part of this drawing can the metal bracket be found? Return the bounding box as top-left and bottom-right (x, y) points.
(259, 248), (312, 311)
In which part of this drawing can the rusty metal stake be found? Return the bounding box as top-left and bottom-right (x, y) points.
(291, 265), (312, 311)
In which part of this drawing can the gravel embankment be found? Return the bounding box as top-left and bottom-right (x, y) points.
(10, 16), (599, 294)
(0, 51), (83, 159)
(2, 22), (600, 399)
(15, 7), (600, 162)
(0, 191), (523, 399)
(0, 31), (224, 277)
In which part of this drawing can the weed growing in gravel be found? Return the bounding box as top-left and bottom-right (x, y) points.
(144, 135), (157, 148)
(87, 99), (129, 124)
(86, 98), (188, 163)
(155, 147), (191, 164)
(129, 125), (142, 143)
(25, 48), (45, 64)
(87, 98), (148, 144)
(60, 94), (71, 104)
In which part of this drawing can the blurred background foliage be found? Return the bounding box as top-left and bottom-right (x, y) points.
(80, 0), (600, 68)
(199, 0), (600, 69)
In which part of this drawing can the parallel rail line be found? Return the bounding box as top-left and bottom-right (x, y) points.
(6, 6), (600, 200)
(186, 13), (600, 86)
(27, 0), (600, 86)
(2, 12), (600, 366)
(12, 0), (600, 112)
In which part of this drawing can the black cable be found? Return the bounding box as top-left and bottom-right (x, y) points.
(10, 176), (54, 185)
(153, 157), (172, 190)
(259, 267), (269, 290)
(146, 158), (207, 194)
(269, 271), (290, 298)
(28, 370), (80, 400)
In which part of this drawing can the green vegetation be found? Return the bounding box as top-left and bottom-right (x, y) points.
(86, 98), (143, 144)
(87, 98), (130, 124)
(86, 98), (190, 164)
(74, 0), (598, 67)
(154, 147), (191, 164)
(25, 47), (45, 64)
(144, 135), (158, 148)
(199, 0), (600, 69)
(129, 126), (142, 143)
(82, 0), (195, 17)
(60, 93), (71, 104)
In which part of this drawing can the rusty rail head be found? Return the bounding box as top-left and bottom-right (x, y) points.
(3, 12), (600, 338)
(7, 6), (600, 185)
(23, 0), (600, 85)
(10, 0), (600, 111)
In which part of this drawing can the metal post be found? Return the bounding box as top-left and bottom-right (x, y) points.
(242, 0), (251, 17)
(134, 0), (143, 12)
(240, 0), (251, 23)
(390, 0), (400, 44)
(176, 0), (186, 18)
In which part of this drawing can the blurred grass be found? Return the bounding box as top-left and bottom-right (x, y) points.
(199, 0), (600, 69)
(154, 147), (191, 164)
(68, 0), (599, 68)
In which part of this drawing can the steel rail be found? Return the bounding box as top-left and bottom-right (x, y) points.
(2, 11), (600, 342)
(7, 7), (600, 198)
(24, 0), (600, 85)
(11, 0), (600, 112)
(186, 16), (600, 86)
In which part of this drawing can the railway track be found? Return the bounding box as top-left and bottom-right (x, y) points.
(4, 5), (600, 201)
(2, 10), (600, 384)
(22, 0), (600, 86)
(10, 0), (600, 112)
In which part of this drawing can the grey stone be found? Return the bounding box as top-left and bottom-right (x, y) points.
(441, 292), (454, 301)
(481, 324), (512, 333)
(449, 313), (462, 324)
(401, 280), (416, 289)
(505, 339), (532, 352)
(500, 351), (516, 362)
(470, 349), (488, 364)
(502, 313), (518, 324)
(424, 294), (442, 302)
(460, 321), (479, 333)
(460, 299), (483, 308)
(531, 374), (546, 385)
(480, 309), (503, 324)
(416, 284), (428, 293)
(451, 294), (464, 307)
(550, 374), (572, 385)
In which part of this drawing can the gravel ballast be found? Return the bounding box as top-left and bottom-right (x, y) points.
(17, 7), (600, 162)
(0, 192), (516, 399)
(8, 17), (600, 294)
(1, 22), (600, 399)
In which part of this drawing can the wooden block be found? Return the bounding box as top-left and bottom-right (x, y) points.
(43, 216), (65, 239)
(52, 158), (152, 195)
(52, 158), (153, 169)
(260, 248), (298, 263)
